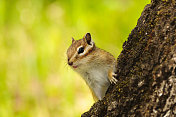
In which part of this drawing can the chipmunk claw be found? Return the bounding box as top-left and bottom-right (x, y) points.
(109, 72), (118, 84)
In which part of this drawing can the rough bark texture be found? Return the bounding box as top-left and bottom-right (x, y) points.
(82, 0), (176, 116)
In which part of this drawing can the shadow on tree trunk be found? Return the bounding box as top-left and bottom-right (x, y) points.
(82, 0), (176, 116)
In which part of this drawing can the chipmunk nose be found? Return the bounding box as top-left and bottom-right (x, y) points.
(68, 59), (73, 66)
(68, 61), (73, 66)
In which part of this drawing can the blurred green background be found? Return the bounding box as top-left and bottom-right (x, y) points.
(0, 0), (150, 116)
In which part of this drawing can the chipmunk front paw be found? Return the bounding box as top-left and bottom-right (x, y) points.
(108, 71), (118, 84)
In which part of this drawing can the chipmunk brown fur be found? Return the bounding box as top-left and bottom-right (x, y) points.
(67, 33), (117, 101)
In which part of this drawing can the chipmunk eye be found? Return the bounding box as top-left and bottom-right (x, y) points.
(78, 47), (84, 54)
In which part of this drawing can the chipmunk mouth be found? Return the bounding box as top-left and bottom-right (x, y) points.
(72, 65), (78, 69)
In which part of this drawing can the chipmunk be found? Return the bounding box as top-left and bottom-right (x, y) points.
(67, 33), (117, 101)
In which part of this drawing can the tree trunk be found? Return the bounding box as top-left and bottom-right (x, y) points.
(82, 0), (176, 116)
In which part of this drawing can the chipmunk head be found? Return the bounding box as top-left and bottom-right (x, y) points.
(67, 33), (95, 69)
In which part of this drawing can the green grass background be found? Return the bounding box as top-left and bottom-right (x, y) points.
(0, 0), (150, 116)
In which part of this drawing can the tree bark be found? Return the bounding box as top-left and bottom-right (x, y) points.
(82, 0), (176, 116)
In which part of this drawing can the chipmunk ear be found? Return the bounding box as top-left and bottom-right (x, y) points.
(72, 37), (75, 43)
(83, 33), (92, 45)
